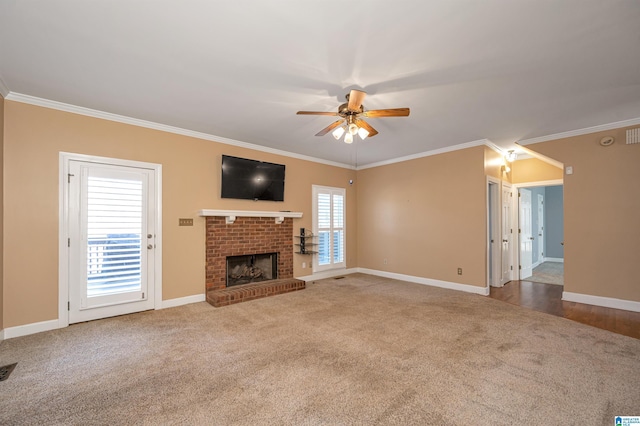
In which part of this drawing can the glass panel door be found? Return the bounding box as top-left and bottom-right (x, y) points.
(68, 160), (156, 323)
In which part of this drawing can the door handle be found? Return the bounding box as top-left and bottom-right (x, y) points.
(502, 239), (508, 243)
(530, 237), (534, 240)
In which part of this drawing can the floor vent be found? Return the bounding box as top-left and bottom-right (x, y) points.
(0, 363), (17, 382)
(627, 128), (640, 144)
(334, 276), (346, 280)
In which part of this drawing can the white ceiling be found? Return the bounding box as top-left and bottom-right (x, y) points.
(1, 1), (640, 167)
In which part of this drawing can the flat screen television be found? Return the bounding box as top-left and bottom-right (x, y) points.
(221, 155), (285, 201)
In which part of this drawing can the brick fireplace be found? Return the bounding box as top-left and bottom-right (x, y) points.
(204, 213), (305, 306)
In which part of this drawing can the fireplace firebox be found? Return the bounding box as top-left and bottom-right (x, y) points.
(226, 252), (278, 287)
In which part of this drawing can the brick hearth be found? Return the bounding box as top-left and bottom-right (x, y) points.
(206, 278), (305, 307)
(205, 216), (304, 306)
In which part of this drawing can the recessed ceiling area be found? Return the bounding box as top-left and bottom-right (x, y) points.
(1, 1), (639, 167)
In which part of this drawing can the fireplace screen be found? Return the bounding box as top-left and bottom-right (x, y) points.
(226, 253), (278, 287)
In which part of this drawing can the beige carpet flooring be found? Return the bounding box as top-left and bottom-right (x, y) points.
(1, 273), (638, 425)
(530, 261), (564, 286)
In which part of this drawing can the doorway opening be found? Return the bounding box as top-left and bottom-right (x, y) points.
(516, 182), (564, 286)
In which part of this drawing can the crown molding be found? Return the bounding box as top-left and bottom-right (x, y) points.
(518, 117), (640, 146)
(356, 139), (494, 170)
(515, 143), (564, 169)
(0, 75), (9, 98)
(514, 153), (533, 160)
(5, 92), (356, 170)
(483, 139), (505, 155)
(7, 91), (639, 172)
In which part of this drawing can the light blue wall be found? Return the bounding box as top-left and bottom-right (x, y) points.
(545, 185), (564, 259)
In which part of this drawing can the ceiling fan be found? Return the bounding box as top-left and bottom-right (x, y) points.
(297, 89), (410, 143)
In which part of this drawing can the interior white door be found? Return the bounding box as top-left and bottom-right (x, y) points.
(537, 193), (544, 262)
(519, 188), (533, 279)
(68, 160), (156, 323)
(500, 183), (512, 285)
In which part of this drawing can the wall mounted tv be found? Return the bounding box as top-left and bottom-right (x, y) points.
(221, 155), (285, 201)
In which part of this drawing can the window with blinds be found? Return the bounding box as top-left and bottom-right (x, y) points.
(313, 185), (345, 272)
(86, 176), (143, 297)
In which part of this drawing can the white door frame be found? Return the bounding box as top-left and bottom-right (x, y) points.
(519, 188), (534, 279)
(501, 181), (514, 286)
(58, 152), (163, 329)
(537, 193), (544, 265)
(486, 177), (501, 288)
(512, 180), (562, 280)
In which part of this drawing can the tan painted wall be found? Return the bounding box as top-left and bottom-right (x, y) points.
(3, 101), (357, 328)
(511, 158), (563, 184)
(526, 126), (640, 302)
(0, 95), (4, 330)
(357, 147), (487, 287)
(4, 96), (637, 329)
(484, 147), (510, 182)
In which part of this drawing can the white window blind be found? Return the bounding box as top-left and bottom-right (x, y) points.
(313, 185), (345, 272)
(86, 176), (143, 297)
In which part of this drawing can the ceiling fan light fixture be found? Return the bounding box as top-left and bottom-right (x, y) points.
(344, 132), (353, 144)
(297, 89), (409, 141)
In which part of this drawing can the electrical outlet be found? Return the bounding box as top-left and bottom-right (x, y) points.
(457, 268), (463, 275)
(383, 258), (388, 265)
(178, 218), (194, 226)
(302, 262), (306, 269)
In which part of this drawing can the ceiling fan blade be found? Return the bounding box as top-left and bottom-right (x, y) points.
(355, 119), (379, 137)
(363, 108), (410, 118)
(297, 111), (340, 116)
(315, 119), (345, 136)
(347, 89), (367, 112)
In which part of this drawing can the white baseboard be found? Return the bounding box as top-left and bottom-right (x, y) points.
(3, 319), (62, 340)
(532, 259), (543, 269)
(563, 291), (640, 313)
(3, 295), (206, 340)
(160, 294), (206, 309)
(357, 268), (490, 296)
(296, 268), (359, 282)
(544, 257), (564, 263)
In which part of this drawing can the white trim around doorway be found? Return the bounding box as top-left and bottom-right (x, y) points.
(58, 152), (163, 329)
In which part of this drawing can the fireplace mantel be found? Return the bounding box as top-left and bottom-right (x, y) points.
(199, 209), (302, 224)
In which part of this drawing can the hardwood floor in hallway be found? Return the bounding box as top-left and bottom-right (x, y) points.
(489, 280), (640, 339)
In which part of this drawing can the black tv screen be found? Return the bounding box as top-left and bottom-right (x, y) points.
(221, 155), (285, 201)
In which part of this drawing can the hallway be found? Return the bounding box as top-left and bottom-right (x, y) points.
(529, 261), (563, 286)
